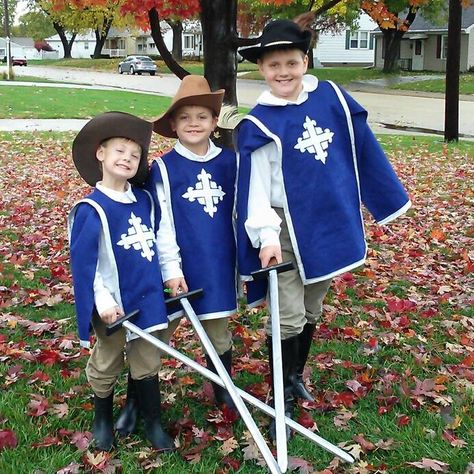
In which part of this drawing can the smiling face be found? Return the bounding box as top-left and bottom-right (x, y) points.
(258, 48), (308, 102)
(96, 137), (142, 191)
(170, 105), (218, 156)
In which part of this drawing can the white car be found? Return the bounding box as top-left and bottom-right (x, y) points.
(118, 56), (157, 76)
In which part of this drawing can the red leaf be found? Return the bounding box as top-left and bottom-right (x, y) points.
(70, 431), (92, 451)
(36, 349), (62, 366)
(397, 415), (411, 427)
(27, 395), (49, 417)
(297, 410), (317, 431)
(32, 436), (62, 448)
(0, 430), (18, 450)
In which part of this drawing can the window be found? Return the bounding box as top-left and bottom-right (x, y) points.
(350, 31), (369, 49)
(84, 41), (89, 50)
(184, 35), (195, 50)
(441, 35), (448, 59)
(137, 44), (143, 51)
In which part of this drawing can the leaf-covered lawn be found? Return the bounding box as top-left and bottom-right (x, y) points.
(0, 133), (473, 474)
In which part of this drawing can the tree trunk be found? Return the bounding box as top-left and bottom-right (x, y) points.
(53, 21), (75, 58)
(93, 18), (112, 59)
(169, 20), (183, 61)
(200, 0), (238, 106)
(379, 8), (418, 73)
(444, 0), (462, 142)
(148, 8), (189, 78)
(381, 29), (402, 73)
(200, 0), (238, 147)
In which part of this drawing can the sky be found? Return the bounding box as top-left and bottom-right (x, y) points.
(14, 0), (29, 24)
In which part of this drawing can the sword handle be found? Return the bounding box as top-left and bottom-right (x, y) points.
(250, 261), (294, 280)
(105, 309), (140, 336)
(164, 288), (204, 306)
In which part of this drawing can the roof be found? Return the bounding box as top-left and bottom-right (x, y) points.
(407, 5), (474, 32)
(11, 37), (35, 47)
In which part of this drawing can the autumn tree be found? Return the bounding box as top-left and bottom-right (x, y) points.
(11, 9), (56, 40)
(361, 0), (449, 73)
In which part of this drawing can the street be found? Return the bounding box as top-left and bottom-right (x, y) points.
(1, 65), (474, 137)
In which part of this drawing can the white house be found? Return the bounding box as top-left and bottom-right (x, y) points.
(44, 21), (202, 59)
(313, 13), (377, 67)
(45, 30), (97, 59)
(0, 37), (58, 60)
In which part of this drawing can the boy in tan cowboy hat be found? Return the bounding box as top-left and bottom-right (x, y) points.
(236, 19), (411, 440)
(68, 111), (186, 451)
(117, 75), (241, 421)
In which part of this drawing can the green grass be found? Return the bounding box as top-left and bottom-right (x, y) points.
(392, 72), (474, 94)
(0, 86), (172, 119)
(0, 133), (473, 473)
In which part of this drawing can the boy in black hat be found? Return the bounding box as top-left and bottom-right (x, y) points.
(68, 111), (186, 451)
(236, 19), (411, 439)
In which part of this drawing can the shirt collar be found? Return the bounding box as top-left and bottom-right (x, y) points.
(96, 181), (137, 203)
(257, 74), (319, 106)
(174, 138), (222, 162)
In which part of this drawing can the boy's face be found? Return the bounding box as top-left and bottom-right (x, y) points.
(96, 137), (141, 188)
(170, 105), (217, 155)
(258, 48), (308, 102)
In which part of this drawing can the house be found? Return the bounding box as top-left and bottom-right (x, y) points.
(373, 6), (474, 72)
(46, 31), (96, 59)
(104, 21), (202, 58)
(312, 13), (377, 67)
(44, 20), (202, 59)
(0, 37), (58, 60)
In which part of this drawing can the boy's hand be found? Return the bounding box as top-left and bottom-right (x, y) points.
(99, 306), (124, 325)
(164, 277), (189, 297)
(259, 245), (282, 268)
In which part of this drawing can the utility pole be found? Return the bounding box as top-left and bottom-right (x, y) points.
(444, 0), (462, 142)
(2, 0), (13, 79)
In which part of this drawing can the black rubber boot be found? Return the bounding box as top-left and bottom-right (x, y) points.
(293, 323), (316, 402)
(92, 392), (114, 451)
(115, 372), (138, 437)
(205, 348), (237, 411)
(267, 335), (298, 442)
(135, 376), (174, 451)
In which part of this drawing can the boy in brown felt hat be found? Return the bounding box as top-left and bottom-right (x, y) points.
(117, 75), (242, 421)
(68, 111), (186, 451)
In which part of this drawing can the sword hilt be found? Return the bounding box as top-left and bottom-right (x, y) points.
(250, 261), (294, 280)
(105, 309), (140, 336)
(164, 288), (204, 306)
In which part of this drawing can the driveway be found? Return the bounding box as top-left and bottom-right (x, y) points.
(1, 65), (474, 138)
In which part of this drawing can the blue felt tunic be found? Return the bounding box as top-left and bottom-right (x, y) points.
(236, 80), (411, 284)
(148, 148), (239, 320)
(68, 187), (168, 346)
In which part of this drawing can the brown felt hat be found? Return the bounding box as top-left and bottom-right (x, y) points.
(72, 111), (153, 186)
(153, 75), (225, 138)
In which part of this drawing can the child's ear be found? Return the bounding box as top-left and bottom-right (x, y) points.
(96, 145), (105, 162)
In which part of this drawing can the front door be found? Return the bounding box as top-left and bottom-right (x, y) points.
(412, 39), (424, 71)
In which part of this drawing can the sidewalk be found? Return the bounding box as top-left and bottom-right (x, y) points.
(1, 72), (474, 139)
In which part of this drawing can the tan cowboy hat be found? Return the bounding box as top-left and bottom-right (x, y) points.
(72, 111), (153, 186)
(153, 75), (225, 138)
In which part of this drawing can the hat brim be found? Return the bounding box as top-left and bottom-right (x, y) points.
(153, 90), (224, 138)
(239, 34), (312, 63)
(72, 112), (153, 186)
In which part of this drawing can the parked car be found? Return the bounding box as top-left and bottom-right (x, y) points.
(118, 56), (157, 76)
(2, 56), (27, 66)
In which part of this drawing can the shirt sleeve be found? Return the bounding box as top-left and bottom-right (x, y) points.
(155, 182), (184, 282)
(245, 142), (282, 248)
(93, 268), (118, 315)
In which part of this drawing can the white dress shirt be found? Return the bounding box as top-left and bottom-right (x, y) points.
(244, 75), (319, 249)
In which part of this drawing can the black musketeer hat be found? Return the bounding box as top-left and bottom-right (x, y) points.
(238, 19), (312, 64)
